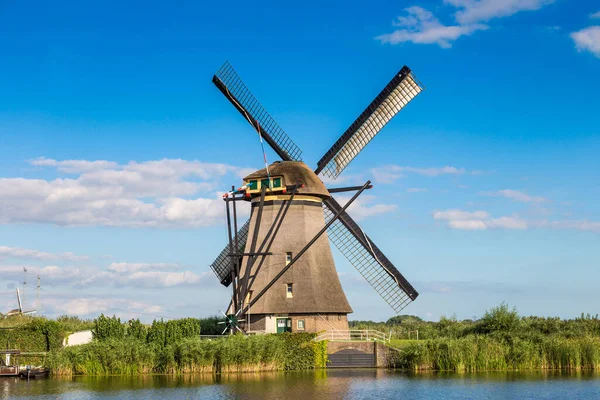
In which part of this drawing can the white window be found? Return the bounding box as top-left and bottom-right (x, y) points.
(297, 319), (305, 330)
(286, 252), (292, 266)
(286, 283), (293, 298)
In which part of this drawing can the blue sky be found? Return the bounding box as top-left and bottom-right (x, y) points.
(0, 0), (598, 322)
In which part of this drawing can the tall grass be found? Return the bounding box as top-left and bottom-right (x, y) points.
(47, 333), (322, 376)
(388, 336), (600, 371)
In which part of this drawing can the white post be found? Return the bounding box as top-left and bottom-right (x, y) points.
(16, 288), (22, 313)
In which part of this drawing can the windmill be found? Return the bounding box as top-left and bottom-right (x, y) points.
(209, 61), (425, 334)
(5, 288), (37, 317)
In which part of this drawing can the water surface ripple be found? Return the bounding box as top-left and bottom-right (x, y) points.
(2, 369), (600, 399)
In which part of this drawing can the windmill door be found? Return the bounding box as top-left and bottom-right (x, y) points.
(276, 318), (291, 333)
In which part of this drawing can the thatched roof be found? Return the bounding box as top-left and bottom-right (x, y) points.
(244, 161), (330, 198)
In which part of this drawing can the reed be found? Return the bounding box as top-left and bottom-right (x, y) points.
(47, 333), (322, 376)
(388, 336), (600, 371)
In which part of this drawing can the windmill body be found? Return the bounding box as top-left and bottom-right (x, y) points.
(210, 62), (425, 334)
(237, 161), (352, 333)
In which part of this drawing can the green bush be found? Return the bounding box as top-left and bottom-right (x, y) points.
(0, 317), (65, 352)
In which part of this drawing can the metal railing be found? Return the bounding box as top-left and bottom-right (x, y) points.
(314, 330), (390, 343)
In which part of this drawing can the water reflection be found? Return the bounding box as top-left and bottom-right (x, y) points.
(2, 369), (600, 400)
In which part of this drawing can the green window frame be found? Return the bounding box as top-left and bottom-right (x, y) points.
(248, 180), (258, 190)
(273, 177), (282, 188)
(261, 178), (270, 189)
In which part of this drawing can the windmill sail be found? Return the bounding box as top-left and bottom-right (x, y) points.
(316, 66), (424, 179)
(209, 220), (250, 286)
(213, 61), (303, 161)
(323, 197), (419, 313)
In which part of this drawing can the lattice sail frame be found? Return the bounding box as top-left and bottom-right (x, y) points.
(323, 199), (418, 313)
(209, 220), (250, 286)
(213, 61), (302, 161)
(317, 67), (425, 179)
(210, 61), (423, 313)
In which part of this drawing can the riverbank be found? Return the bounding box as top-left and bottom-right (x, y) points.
(387, 336), (600, 371)
(46, 334), (327, 375)
(4, 304), (600, 375)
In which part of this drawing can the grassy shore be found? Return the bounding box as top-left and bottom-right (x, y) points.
(357, 304), (600, 372)
(4, 303), (600, 374)
(387, 336), (600, 371)
(46, 334), (327, 375)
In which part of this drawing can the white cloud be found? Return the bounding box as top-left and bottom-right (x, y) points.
(407, 188), (428, 193)
(371, 165), (477, 183)
(336, 195), (397, 220)
(376, 6), (487, 48)
(0, 246), (88, 262)
(377, 1), (554, 48)
(433, 209), (600, 233)
(446, 0), (555, 24)
(0, 158), (252, 227)
(570, 26), (600, 58)
(30, 157), (119, 173)
(0, 264), (88, 286)
(481, 189), (546, 203)
(45, 296), (165, 318)
(108, 262), (180, 273)
(590, 11), (600, 19)
(0, 262), (208, 289)
(433, 209), (528, 230)
(126, 270), (208, 288)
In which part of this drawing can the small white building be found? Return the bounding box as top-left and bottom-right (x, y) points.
(63, 330), (93, 347)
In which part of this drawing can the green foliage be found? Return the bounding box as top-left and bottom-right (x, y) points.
(92, 316), (201, 347)
(11, 303), (600, 375)
(386, 315), (424, 325)
(145, 318), (201, 348)
(388, 335), (600, 371)
(198, 316), (226, 335)
(0, 317), (65, 352)
(146, 320), (166, 347)
(312, 339), (328, 368)
(55, 315), (94, 333)
(46, 338), (155, 375)
(126, 319), (147, 341)
(93, 314), (125, 341)
(357, 303), (600, 372)
(48, 332), (321, 375)
(277, 333), (319, 370)
(476, 303), (521, 339)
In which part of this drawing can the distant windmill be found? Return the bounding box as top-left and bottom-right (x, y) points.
(5, 288), (37, 317)
(209, 61), (425, 334)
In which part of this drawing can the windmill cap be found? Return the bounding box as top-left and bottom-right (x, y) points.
(243, 161), (330, 198)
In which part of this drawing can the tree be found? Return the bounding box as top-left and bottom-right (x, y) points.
(477, 303), (520, 338)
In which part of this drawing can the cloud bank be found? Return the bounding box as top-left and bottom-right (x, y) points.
(0, 158), (252, 228)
